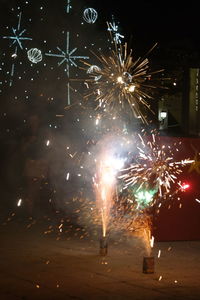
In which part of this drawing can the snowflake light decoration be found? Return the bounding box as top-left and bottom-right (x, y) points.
(2, 12), (32, 86)
(66, 0), (72, 13)
(45, 31), (89, 105)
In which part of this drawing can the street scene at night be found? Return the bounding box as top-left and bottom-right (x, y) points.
(0, 1), (200, 299)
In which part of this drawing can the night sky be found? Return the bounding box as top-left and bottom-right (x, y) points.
(113, 1), (199, 44)
(93, 1), (200, 55)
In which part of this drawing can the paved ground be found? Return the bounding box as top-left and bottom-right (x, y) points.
(0, 214), (200, 300)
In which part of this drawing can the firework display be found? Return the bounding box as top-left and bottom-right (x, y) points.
(1, 2), (199, 294)
(83, 40), (163, 124)
(120, 133), (194, 204)
(1, 1), (193, 243)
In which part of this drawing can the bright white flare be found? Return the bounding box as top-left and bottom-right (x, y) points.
(94, 153), (125, 237)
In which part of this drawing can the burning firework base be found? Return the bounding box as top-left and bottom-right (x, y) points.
(143, 256), (155, 274)
(99, 235), (108, 256)
(99, 233), (155, 274)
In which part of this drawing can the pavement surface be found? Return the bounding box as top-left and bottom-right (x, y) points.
(0, 214), (200, 300)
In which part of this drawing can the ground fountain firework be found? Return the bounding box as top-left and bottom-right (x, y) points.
(93, 135), (126, 254)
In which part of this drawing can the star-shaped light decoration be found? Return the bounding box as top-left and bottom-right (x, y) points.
(3, 12), (32, 86)
(45, 31), (89, 105)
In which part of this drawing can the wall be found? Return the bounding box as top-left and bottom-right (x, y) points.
(153, 136), (200, 241)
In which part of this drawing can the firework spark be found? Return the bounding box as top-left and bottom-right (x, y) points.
(83, 40), (163, 124)
(94, 152), (124, 237)
(120, 133), (194, 203)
